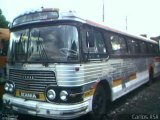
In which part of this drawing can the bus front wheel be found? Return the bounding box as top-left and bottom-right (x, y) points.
(90, 84), (107, 120)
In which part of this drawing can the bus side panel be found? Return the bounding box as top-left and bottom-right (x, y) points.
(110, 57), (153, 101)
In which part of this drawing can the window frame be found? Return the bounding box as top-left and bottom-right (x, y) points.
(82, 26), (108, 60)
(139, 41), (148, 54)
(106, 32), (128, 55)
(126, 38), (140, 55)
(81, 24), (159, 60)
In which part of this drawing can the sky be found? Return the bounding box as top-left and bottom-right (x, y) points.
(0, 0), (160, 37)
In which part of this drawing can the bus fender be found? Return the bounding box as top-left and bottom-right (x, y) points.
(91, 79), (112, 101)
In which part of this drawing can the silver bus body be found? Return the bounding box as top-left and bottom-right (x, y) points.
(3, 8), (160, 119)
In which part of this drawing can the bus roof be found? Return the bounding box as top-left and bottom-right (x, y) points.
(85, 20), (157, 44)
(12, 8), (157, 44)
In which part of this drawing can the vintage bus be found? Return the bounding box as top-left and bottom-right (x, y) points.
(3, 8), (160, 120)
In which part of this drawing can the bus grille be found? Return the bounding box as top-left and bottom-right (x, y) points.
(9, 69), (57, 92)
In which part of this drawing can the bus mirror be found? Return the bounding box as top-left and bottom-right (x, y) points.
(86, 31), (94, 48)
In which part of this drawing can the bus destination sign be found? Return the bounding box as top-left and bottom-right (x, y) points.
(12, 10), (59, 26)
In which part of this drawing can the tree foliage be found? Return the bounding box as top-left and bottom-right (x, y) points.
(0, 9), (9, 28)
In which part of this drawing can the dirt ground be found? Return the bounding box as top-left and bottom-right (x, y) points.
(105, 77), (160, 120)
(1, 78), (160, 120)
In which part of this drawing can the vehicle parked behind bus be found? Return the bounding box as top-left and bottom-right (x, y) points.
(0, 28), (10, 98)
(3, 8), (160, 120)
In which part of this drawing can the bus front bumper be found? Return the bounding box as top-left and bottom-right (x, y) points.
(3, 94), (90, 119)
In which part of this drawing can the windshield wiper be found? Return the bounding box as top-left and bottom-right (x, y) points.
(37, 31), (49, 66)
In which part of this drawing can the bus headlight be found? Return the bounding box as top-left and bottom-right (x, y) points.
(60, 90), (68, 101)
(4, 82), (15, 93)
(9, 84), (14, 92)
(4, 83), (9, 91)
(47, 89), (56, 101)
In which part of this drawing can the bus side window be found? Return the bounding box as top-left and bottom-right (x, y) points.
(85, 29), (107, 59)
(86, 30), (106, 53)
(110, 35), (119, 53)
(128, 39), (140, 54)
(154, 45), (159, 54)
(118, 36), (127, 54)
(147, 43), (154, 54)
(94, 31), (107, 53)
(139, 41), (147, 54)
(104, 32), (113, 54)
(110, 34), (127, 54)
(86, 31), (95, 48)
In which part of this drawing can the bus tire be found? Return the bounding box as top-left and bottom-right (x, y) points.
(89, 84), (107, 120)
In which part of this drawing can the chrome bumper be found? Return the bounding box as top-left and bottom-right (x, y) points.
(3, 94), (91, 119)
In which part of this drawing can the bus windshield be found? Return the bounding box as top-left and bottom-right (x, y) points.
(8, 25), (79, 63)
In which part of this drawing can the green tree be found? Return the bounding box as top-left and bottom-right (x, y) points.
(0, 9), (9, 28)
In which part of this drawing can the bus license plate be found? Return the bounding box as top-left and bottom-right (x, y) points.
(16, 90), (45, 100)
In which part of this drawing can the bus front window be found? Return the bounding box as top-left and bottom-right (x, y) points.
(8, 25), (79, 63)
